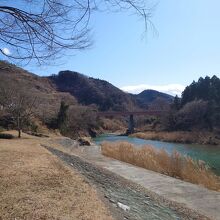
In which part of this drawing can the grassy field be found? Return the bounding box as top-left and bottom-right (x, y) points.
(131, 131), (220, 145)
(101, 141), (220, 191)
(0, 131), (113, 220)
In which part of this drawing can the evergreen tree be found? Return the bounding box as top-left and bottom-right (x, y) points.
(57, 101), (69, 131)
(172, 95), (181, 111)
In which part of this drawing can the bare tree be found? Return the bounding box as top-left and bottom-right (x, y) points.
(0, 0), (155, 64)
(0, 81), (37, 137)
(148, 97), (171, 111)
(65, 104), (98, 137)
(174, 100), (209, 131)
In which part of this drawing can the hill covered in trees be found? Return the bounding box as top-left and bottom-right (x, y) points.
(1, 61), (219, 141)
(181, 76), (220, 106)
(49, 71), (139, 111)
(0, 61), (173, 138)
(135, 89), (173, 108)
(165, 76), (220, 132)
(49, 71), (174, 111)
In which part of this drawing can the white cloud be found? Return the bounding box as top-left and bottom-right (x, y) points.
(120, 84), (185, 97)
(2, 48), (11, 55)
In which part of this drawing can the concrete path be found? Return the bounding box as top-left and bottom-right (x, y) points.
(75, 145), (220, 220)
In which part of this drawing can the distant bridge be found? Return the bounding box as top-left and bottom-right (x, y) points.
(97, 110), (167, 134)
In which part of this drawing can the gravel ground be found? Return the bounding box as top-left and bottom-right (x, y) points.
(44, 145), (210, 220)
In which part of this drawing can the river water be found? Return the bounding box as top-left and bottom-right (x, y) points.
(93, 134), (220, 175)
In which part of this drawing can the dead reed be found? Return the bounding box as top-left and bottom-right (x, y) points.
(101, 141), (220, 191)
(131, 131), (219, 145)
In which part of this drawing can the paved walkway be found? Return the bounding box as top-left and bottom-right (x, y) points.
(75, 145), (220, 220)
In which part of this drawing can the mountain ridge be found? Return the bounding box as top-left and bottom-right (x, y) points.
(0, 61), (173, 114)
(135, 89), (174, 108)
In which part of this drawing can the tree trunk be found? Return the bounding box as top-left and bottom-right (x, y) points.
(17, 117), (21, 138)
(18, 128), (21, 138)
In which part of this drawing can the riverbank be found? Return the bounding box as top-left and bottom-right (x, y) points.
(44, 138), (220, 220)
(101, 141), (220, 191)
(1, 131), (219, 219)
(131, 131), (220, 145)
(0, 131), (113, 220)
(44, 142), (210, 220)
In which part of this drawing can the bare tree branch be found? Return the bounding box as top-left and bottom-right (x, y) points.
(0, 0), (155, 64)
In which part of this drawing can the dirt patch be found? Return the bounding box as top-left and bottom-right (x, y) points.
(0, 132), (113, 220)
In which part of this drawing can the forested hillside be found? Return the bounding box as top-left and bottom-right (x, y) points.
(181, 76), (220, 106)
(49, 71), (139, 111)
(166, 76), (220, 132)
(0, 61), (173, 138)
(135, 89), (173, 108)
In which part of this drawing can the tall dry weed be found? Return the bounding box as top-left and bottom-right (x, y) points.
(101, 141), (220, 191)
(131, 131), (219, 145)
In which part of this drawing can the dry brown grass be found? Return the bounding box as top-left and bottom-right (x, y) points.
(101, 141), (220, 191)
(0, 131), (113, 220)
(131, 131), (220, 145)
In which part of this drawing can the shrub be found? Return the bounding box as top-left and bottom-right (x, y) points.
(175, 100), (209, 130)
(0, 133), (14, 139)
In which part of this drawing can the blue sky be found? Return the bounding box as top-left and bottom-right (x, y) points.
(2, 0), (220, 96)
